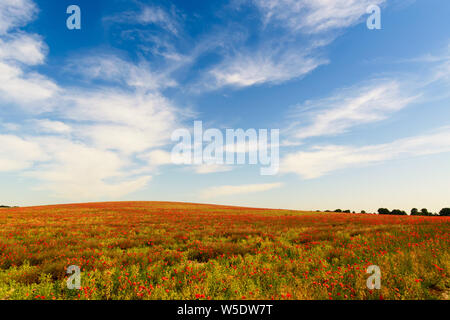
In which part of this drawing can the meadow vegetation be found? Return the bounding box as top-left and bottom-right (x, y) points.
(0, 202), (448, 300)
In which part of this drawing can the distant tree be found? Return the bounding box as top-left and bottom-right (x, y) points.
(439, 208), (450, 216)
(334, 209), (342, 213)
(391, 209), (407, 216)
(325, 210), (331, 212)
(378, 208), (390, 215)
(361, 210), (366, 214)
(343, 210), (351, 213)
(0, 205), (10, 208)
(421, 208), (430, 216)
(411, 208), (419, 216)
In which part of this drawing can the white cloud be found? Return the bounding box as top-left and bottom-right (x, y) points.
(146, 149), (173, 166)
(33, 120), (71, 134)
(200, 182), (283, 198)
(0, 0), (37, 35)
(254, 0), (385, 34)
(26, 137), (151, 199)
(103, 5), (180, 35)
(63, 90), (179, 155)
(0, 134), (46, 171)
(0, 33), (46, 65)
(0, 61), (59, 109)
(64, 91), (176, 129)
(67, 54), (176, 90)
(210, 50), (326, 88)
(282, 127), (450, 179)
(138, 5), (180, 35)
(76, 124), (156, 155)
(291, 80), (419, 140)
(431, 59), (450, 84)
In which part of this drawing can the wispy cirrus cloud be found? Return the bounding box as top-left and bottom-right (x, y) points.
(204, 0), (385, 91)
(288, 79), (419, 141)
(103, 3), (181, 36)
(209, 49), (327, 88)
(0, 0), (37, 35)
(65, 54), (177, 90)
(282, 127), (450, 179)
(254, 0), (385, 34)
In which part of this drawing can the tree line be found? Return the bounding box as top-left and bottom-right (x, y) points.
(377, 207), (450, 216)
(326, 207), (450, 216)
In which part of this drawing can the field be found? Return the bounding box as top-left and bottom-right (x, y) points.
(0, 202), (448, 300)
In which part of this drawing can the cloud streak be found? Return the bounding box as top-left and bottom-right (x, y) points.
(204, 0), (384, 90)
(209, 49), (327, 88)
(103, 4), (181, 36)
(282, 127), (450, 179)
(289, 79), (419, 141)
(254, 0), (385, 34)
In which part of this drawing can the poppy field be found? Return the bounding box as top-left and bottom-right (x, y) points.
(0, 202), (448, 300)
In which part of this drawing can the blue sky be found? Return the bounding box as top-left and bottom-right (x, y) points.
(0, 0), (449, 212)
